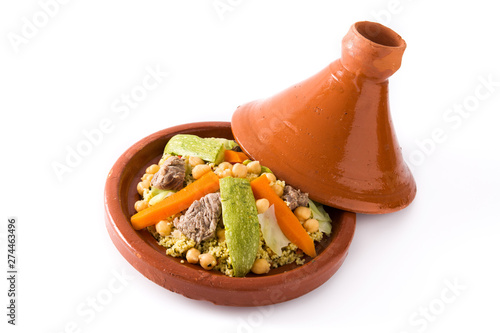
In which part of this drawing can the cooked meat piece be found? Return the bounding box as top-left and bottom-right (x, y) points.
(173, 193), (221, 243)
(282, 185), (309, 211)
(151, 156), (186, 191)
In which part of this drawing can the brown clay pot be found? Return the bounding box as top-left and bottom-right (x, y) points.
(104, 122), (356, 306)
(232, 21), (416, 214)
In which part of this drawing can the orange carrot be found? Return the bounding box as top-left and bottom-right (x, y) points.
(131, 171), (220, 230)
(250, 175), (317, 257)
(224, 150), (249, 164)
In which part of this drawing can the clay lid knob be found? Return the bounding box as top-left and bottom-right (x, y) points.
(341, 21), (406, 81)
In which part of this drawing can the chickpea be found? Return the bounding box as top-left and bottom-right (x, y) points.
(271, 184), (283, 197)
(192, 164), (211, 179)
(247, 161), (261, 174)
(303, 218), (319, 233)
(217, 229), (226, 242)
(218, 162), (232, 170)
(189, 156), (204, 167)
(142, 173), (154, 182)
(134, 200), (148, 212)
(146, 164), (160, 174)
(199, 253), (217, 270)
(232, 163), (248, 178)
(294, 206), (311, 221)
(256, 198), (270, 214)
(137, 182), (144, 195)
(218, 168), (233, 178)
(251, 258), (270, 275)
(155, 220), (172, 236)
(186, 248), (201, 264)
(136, 181), (149, 195)
(263, 172), (276, 183)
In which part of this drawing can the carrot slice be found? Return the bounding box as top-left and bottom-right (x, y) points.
(224, 150), (249, 164)
(130, 171), (220, 230)
(250, 175), (317, 257)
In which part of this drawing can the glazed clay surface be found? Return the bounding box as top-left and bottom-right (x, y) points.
(232, 21), (416, 214)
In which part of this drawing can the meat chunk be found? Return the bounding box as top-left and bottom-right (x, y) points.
(151, 156), (186, 191)
(173, 193), (221, 243)
(282, 185), (309, 211)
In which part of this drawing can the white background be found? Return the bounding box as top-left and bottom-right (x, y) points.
(1, 1), (499, 332)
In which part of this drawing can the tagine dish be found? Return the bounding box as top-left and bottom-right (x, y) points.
(104, 122), (356, 306)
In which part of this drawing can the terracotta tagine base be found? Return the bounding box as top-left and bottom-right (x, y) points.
(231, 21), (417, 214)
(104, 122), (356, 306)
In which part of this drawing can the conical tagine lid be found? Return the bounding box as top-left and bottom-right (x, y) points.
(231, 21), (416, 214)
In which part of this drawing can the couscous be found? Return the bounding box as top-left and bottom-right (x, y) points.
(131, 134), (333, 277)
